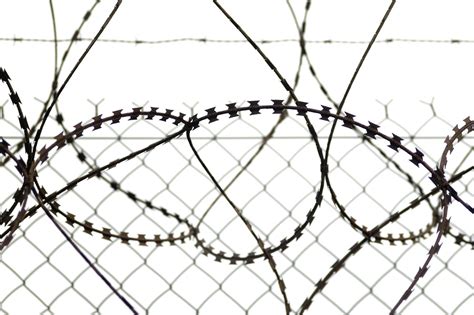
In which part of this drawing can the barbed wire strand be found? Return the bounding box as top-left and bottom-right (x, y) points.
(0, 1), (473, 314)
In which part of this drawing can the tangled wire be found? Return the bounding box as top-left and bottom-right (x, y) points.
(1, 0), (473, 314)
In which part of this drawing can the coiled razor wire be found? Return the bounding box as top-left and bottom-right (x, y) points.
(0, 0), (473, 314)
(1, 90), (473, 313)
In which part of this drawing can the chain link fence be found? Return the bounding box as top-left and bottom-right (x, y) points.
(1, 1), (473, 314)
(0, 97), (472, 314)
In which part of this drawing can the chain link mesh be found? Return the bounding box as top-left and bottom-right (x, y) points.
(0, 98), (472, 314)
(0, 1), (473, 314)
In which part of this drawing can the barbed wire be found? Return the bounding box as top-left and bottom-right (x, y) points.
(0, 0), (473, 314)
(1, 37), (474, 45)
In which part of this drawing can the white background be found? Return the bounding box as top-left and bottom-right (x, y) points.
(0, 0), (473, 314)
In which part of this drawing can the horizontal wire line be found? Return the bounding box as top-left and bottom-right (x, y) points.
(1, 37), (474, 45)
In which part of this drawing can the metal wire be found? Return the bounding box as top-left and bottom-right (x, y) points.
(0, 1), (473, 314)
